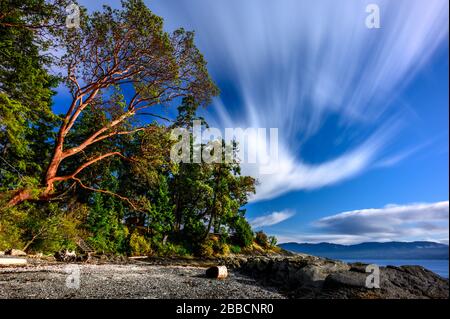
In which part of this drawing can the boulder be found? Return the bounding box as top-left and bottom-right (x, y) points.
(287, 261), (350, 289)
(324, 271), (368, 289)
(379, 265), (449, 298)
(348, 262), (370, 273)
(292, 265), (327, 285)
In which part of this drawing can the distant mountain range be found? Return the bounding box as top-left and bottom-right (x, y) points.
(279, 241), (449, 260)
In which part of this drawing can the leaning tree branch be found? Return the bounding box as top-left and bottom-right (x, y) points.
(50, 151), (127, 184)
(72, 177), (140, 211)
(91, 127), (147, 144)
(135, 112), (173, 123)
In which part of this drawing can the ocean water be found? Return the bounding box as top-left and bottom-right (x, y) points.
(342, 259), (449, 278)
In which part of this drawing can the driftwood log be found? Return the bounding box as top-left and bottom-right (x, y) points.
(206, 265), (228, 279)
(0, 257), (27, 266)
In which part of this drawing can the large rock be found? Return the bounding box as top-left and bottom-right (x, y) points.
(292, 261), (350, 287)
(378, 265), (449, 299)
(5, 249), (27, 256)
(324, 271), (368, 288)
(232, 255), (448, 299)
(321, 265), (449, 299)
(236, 254), (351, 293)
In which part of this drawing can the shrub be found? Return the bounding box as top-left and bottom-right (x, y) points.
(268, 236), (277, 248)
(231, 216), (253, 247)
(230, 245), (241, 254)
(156, 242), (191, 257)
(172, 244), (191, 257)
(196, 240), (214, 258)
(214, 242), (230, 256)
(254, 231), (269, 248)
(183, 217), (207, 244)
(129, 230), (152, 256)
(0, 208), (25, 250)
(222, 243), (230, 255)
(1, 202), (86, 254)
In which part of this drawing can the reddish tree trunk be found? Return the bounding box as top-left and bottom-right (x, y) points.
(44, 156), (62, 193)
(7, 189), (34, 206)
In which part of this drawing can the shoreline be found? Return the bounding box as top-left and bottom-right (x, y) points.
(0, 253), (448, 299)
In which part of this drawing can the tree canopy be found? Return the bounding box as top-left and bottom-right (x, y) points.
(0, 0), (274, 257)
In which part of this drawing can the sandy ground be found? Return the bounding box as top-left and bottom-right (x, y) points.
(0, 263), (285, 299)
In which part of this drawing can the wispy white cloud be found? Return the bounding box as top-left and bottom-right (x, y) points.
(249, 209), (295, 228)
(247, 120), (400, 201)
(275, 201), (449, 244)
(375, 137), (440, 168)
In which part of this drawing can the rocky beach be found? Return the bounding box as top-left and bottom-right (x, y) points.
(0, 253), (448, 299)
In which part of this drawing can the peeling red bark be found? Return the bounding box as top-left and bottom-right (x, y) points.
(7, 189), (34, 207)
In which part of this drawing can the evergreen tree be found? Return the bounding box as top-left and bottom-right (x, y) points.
(0, 0), (59, 192)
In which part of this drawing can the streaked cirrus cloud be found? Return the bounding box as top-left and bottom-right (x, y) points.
(249, 209), (296, 228)
(150, 0), (449, 202)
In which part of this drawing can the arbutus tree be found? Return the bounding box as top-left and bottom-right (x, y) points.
(7, 0), (218, 207)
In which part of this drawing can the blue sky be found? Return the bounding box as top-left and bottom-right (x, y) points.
(68, 0), (449, 244)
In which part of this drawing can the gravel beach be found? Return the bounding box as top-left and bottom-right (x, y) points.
(0, 263), (285, 299)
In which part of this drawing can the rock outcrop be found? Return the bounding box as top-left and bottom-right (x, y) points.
(220, 254), (449, 299)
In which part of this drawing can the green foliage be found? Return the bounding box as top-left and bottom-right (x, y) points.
(86, 192), (129, 254)
(268, 236), (278, 248)
(142, 175), (175, 239)
(0, 0), (259, 257)
(0, 207), (26, 250)
(0, 201), (86, 253)
(182, 216), (207, 245)
(196, 240), (214, 258)
(154, 242), (191, 257)
(129, 230), (152, 256)
(230, 245), (241, 254)
(230, 216), (254, 247)
(170, 99), (256, 249)
(215, 242), (230, 256)
(0, 0), (59, 191)
(193, 235), (230, 257)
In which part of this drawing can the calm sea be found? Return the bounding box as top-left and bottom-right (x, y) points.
(342, 259), (449, 278)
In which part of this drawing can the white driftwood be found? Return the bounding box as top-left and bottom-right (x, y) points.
(206, 265), (228, 279)
(0, 257), (27, 266)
